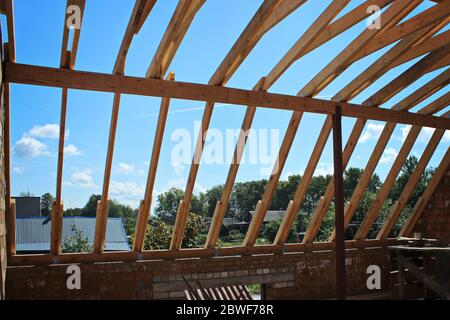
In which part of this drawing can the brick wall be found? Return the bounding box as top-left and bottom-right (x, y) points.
(414, 170), (450, 244)
(0, 30), (7, 300)
(6, 248), (390, 300)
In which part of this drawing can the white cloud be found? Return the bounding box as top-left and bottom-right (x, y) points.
(171, 160), (186, 175)
(66, 169), (96, 188)
(400, 125), (411, 142)
(13, 166), (25, 175)
(418, 127), (435, 143)
(64, 144), (82, 156)
(110, 181), (145, 197)
(117, 162), (135, 174)
(27, 124), (60, 139)
(13, 137), (50, 158)
(314, 164), (333, 177)
(359, 123), (385, 143)
(380, 147), (398, 164)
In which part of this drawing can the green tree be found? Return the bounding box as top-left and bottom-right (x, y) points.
(182, 213), (207, 248)
(41, 193), (55, 217)
(143, 217), (173, 250)
(155, 188), (203, 221)
(81, 194), (102, 216)
(229, 180), (267, 222)
(62, 225), (92, 253)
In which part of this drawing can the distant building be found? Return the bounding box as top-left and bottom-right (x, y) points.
(16, 217), (130, 253)
(12, 197), (41, 217)
(249, 210), (287, 224)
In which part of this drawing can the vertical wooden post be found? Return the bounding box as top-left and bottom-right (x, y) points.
(332, 105), (346, 300)
(50, 201), (64, 255)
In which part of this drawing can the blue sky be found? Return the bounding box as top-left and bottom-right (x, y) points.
(2, 0), (449, 211)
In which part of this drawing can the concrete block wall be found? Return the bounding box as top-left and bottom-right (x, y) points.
(6, 248), (391, 300)
(414, 170), (450, 244)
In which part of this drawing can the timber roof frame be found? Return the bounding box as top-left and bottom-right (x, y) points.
(1, 0), (449, 266)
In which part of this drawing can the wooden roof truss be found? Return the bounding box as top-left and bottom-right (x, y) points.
(1, 0), (449, 266)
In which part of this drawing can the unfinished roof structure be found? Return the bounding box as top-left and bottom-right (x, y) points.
(0, 0), (449, 300)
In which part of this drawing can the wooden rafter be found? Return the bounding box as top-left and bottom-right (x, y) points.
(349, 0), (450, 65)
(51, 0), (86, 256)
(133, 72), (175, 252)
(377, 122), (449, 239)
(300, 44), (450, 245)
(329, 92), (450, 242)
(146, 0), (205, 79)
(355, 100), (450, 239)
(264, 0), (426, 243)
(399, 148), (450, 237)
(247, 0), (420, 247)
(206, 0), (350, 249)
(94, 0), (161, 253)
(171, 0), (302, 250)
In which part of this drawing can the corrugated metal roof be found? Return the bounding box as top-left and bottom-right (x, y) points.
(250, 210), (286, 222)
(16, 217), (130, 252)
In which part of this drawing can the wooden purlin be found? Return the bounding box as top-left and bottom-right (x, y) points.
(6, 62), (450, 130)
(205, 0), (350, 249)
(399, 148), (450, 237)
(245, 0), (423, 247)
(171, 0), (300, 250)
(301, 46), (450, 245)
(95, 0), (161, 253)
(377, 122), (449, 239)
(133, 72), (175, 252)
(328, 92), (450, 242)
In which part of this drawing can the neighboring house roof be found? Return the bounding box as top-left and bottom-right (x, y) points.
(16, 217), (130, 252)
(250, 210), (287, 223)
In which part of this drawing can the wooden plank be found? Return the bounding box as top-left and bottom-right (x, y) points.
(113, 0), (153, 74)
(171, 0), (329, 250)
(146, 0), (205, 79)
(299, 0), (423, 97)
(50, 201), (64, 255)
(264, 0), (351, 89)
(7, 239), (408, 266)
(397, 252), (450, 299)
(3, 63), (13, 256)
(333, 106), (346, 300)
(391, 29), (450, 70)
(278, 18), (447, 245)
(246, 0), (417, 247)
(205, 78), (266, 249)
(255, 0), (307, 40)
(133, 72), (175, 252)
(135, 0), (157, 34)
(355, 95), (450, 241)
(6, 62), (450, 129)
(349, 0), (450, 65)
(6, 200), (16, 256)
(330, 93), (449, 241)
(399, 148), (450, 237)
(5, 0), (15, 62)
(377, 127), (448, 239)
(93, 93), (121, 253)
(301, 0), (396, 58)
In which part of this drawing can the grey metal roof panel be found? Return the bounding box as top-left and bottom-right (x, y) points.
(16, 217), (130, 252)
